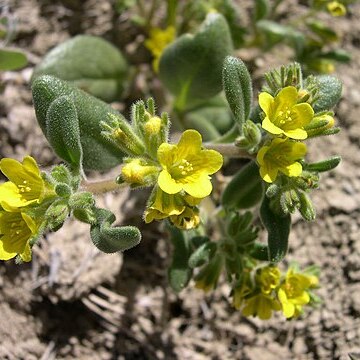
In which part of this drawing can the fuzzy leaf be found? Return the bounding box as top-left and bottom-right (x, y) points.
(313, 75), (342, 112)
(168, 225), (192, 292)
(32, 35), (127, 102)
(188, 242), (217, 269)
(159, 13), (233, 111)
(222, 161), (263, 209)
(260, 195), (291, 263)
(184, 96), (233, 140)
(304, 156), (341, 173)
(32, 75), (125, 170)
(223, 56), (253, 128)
(46, 95), (83, 170)
(90, 208), (141, 253)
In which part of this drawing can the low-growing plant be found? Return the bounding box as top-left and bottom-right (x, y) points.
(0, 0), (355, 321)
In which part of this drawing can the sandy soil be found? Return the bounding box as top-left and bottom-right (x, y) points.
(1, 0), (360, 359)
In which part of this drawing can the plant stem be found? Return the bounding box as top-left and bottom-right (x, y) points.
(204, 143), (254, 159)
(81, 179), (127, 194)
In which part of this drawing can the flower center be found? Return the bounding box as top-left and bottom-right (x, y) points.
(10, 220), (24, 236)
(171, 159), (194, 179)
(18, 180), (32, 193)
(277, 107), (293, 126)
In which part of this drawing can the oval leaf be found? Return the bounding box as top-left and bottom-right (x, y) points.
(159, 13), (233, 111)
(46, 95), (83, 169)
(167, 225), (192, 293)
(223, 56), (253, 128)
(0, 48), (27, 71)
(260, 195), (291, 263)
(313, 75), (342, 112)
(222, 161), (263, 209)
(32, 35), (128, 102)
(32, 75), (125, 170)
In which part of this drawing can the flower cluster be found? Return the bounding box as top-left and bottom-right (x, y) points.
(104, 101), (223, 230)
(131, 130), (223, 230)
(256, 86), (313, 183)
(256, 85), (336, 186)
(233, 265), (319, 320)
(0, 156), (56, 261)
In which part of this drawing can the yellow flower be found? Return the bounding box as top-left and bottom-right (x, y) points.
(242, 292), (281, 320)
(233, 273), (252, 310)
(257, 138), (307, 183)
(157, 130), (223, 198)
(170, 206), (200, 230)
(144, 187), (185, 223)
(327, 1), (346, 16)
(144, 26), (176, 72)
(121, 158), (159, 186)
(0, 211), (39, 262)
(0, 156), (49, 212)
(278, 268), (313, 318)
(257, 266), (281, 295)
(259, 87), (314, 140)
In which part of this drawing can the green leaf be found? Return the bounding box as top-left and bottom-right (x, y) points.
(313, 75), (342, 112)
(260, 195), (291, 263)
(254, 0), (270, 21)
(32, 75), (125, 170)
(223, 56), (253, 129)
(167, 225), (192, 292)
(46, 95), (83, 170)
(257, 20), (305, 54)
(32, 35), (128, 102)
(90, 208), (141, 253)
(222, 161), (263, 209)
(304, 156), (341, 172)
(0, 48), (27, 71)
(188, 242), (217, 269)
(159, 13), (233, 111)
(319, 49), (351, 63)
(249, 242), (269, 261)
(184, 96), (234, 140)
(306, 20), (338, 43)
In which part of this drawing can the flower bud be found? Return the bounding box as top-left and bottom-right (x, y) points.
(121, 158), (159, 187)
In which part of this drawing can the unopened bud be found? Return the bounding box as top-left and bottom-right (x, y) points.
(121, 158), (159, 186)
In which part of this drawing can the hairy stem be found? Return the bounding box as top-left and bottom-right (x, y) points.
(204, 143), (254, 159)
(81, 179), (127, 194)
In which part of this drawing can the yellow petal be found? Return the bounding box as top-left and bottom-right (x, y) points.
(262, 117), (283, 136)
(256, 145), (270, 166)
(282, 162), (302, 177)
(283, 128), (308, 140)
(274, 86), (298, 111)
(0, 182), (28, 211)
(0, 240), (17, 260)
(259, 92), (274, 116)
(189, 150), (223, 175)
(158, 170), (183, 194)
(291, 103), (314, 127)
(183, 173), (212, 198)
(157, 143), (176, 168)
(260, 164), (278, 183)
(177, 130), (202, 157)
